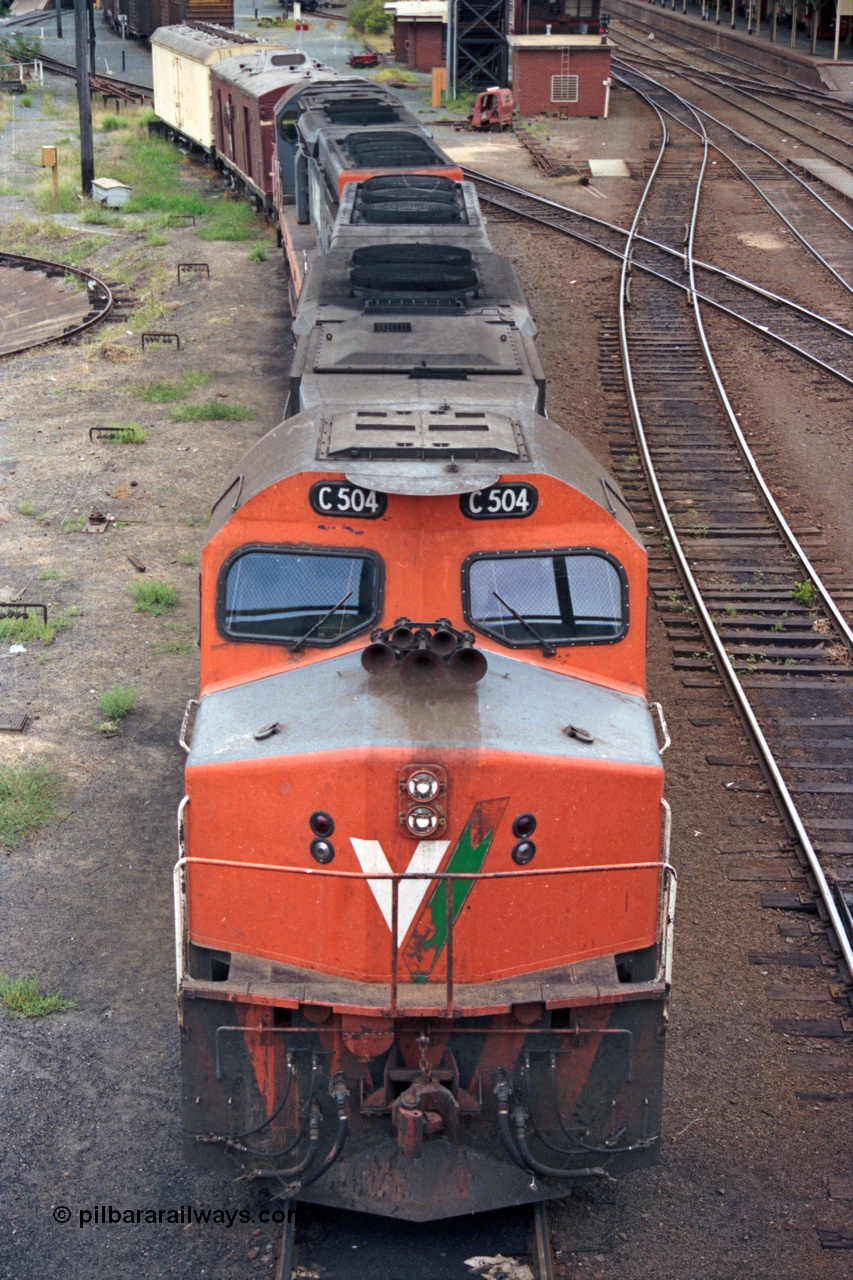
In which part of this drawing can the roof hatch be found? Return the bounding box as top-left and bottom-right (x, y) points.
(319, 409), (526, 461)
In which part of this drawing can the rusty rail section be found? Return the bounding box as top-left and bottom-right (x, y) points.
(0, 252), (113, 357)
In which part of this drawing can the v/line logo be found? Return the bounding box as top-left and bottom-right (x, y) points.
(350, 798), (509, 979)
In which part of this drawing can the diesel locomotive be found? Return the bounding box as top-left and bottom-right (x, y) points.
(164, 40), (676, 1221)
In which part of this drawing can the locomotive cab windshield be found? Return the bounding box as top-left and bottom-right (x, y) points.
(464, 548), (628, 648)
(220, 545), (382, 645)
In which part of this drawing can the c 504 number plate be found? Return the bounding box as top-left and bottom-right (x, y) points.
(310, 482), (387, 518)
(460, 483), (538, 519)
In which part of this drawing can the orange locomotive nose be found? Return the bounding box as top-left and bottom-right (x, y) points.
(184, 647), (663, 988)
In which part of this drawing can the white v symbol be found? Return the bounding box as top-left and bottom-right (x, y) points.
(350, 838), (451, 944)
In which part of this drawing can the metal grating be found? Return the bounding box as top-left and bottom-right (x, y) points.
(0, 711), (29, 733)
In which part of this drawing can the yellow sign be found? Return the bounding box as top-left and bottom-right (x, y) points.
(41, 146), (57, 168)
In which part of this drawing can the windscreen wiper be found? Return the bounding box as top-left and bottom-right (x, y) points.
(288, 590), (353, 653)
(492, 592), (556, 658)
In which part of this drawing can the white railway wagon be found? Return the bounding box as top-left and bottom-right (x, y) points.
(151, 24), (287, 154)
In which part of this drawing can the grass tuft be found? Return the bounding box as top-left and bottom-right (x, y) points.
(249, 242), (267, 263)
(130, 579), (178, 615)
(0, 972), (75, 1019)
(171, 402), (254, 422)
(96, 683), (138, 732)
(107, 424), (148, 445)
(0, 611), (68, 647)
(133, 370), (211, 403)
(0, 760), (65, 849)
(197, 200), (261, 242)
(18, 500), (37, 516)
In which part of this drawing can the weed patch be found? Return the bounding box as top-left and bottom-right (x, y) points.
(171, 402), (255, 422)
(134, 370), (210, 403)
(106, 424), (148, 445)
(96, 683), (138, 732)
(0, 760), (65, 849)
(0, 972), (74, 1018)
(791, 580), (816, 607)
(0, 610), (68, 647)
(130, 580), (178, 615)
(197, 199), (261, 242)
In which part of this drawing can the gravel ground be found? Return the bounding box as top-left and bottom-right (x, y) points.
(1, 30), (852, 1280)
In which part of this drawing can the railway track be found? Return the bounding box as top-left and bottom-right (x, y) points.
(466, 170), (853, 385)
(613, 60), (853, 298)
(610, 17), (853, 108)
(274, 1200), (556, 1280)
(471, 56), (853, 1008)
(612, 63), (853, 991)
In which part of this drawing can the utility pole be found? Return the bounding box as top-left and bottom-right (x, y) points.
(88, 0), (96, 75)
(74, 0), (94, 195)
(55, 0), (63, 40)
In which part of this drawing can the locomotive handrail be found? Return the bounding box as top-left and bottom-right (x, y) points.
(174, 853), (675, 1015)
(179, 699), (199, 754)
(651, 702), (671, 755)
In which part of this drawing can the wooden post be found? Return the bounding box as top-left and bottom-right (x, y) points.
(431, 65), (447, 108)
(41, 146), (59, 200)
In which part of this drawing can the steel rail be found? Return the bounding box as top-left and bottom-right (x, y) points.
(466, 170), (853, 385)
(614, 61), (853, 299)
(610, 22), (853, 118)
(37, 51), (152, 95)
(609, 8), (840, 100)
(617, 78), (853, 983)
(0, 251), (114, 355)
(612, 44), (853, 175)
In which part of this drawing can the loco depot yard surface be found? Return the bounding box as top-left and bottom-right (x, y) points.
(1, 10), (853, 1280)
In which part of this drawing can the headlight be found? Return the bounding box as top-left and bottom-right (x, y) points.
(407, 771), (440, 802)
(406, 806), (440, 837)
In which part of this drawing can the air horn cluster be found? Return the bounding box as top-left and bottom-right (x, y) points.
(362, 618), (488, 687)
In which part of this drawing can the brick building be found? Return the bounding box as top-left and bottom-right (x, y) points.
(506, 34), (612, 117)
(386, 0), (447, 72)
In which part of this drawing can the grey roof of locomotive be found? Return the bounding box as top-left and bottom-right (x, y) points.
(296, 85), (427, 154)
(206, 404), (641, 545)
(292, 244), (537, 337)
(331, 181), (491, 252)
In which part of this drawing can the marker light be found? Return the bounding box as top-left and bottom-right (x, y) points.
(512, 814), (536, 839)
(406, 807), (440, 837)
(511, 840), (536, 865)
(310, 811), (335, 837)
(310, 839), (335, 864)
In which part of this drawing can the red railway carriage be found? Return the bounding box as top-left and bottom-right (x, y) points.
(211, 49), (325, 209)
(176, 405), (674, 1220)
